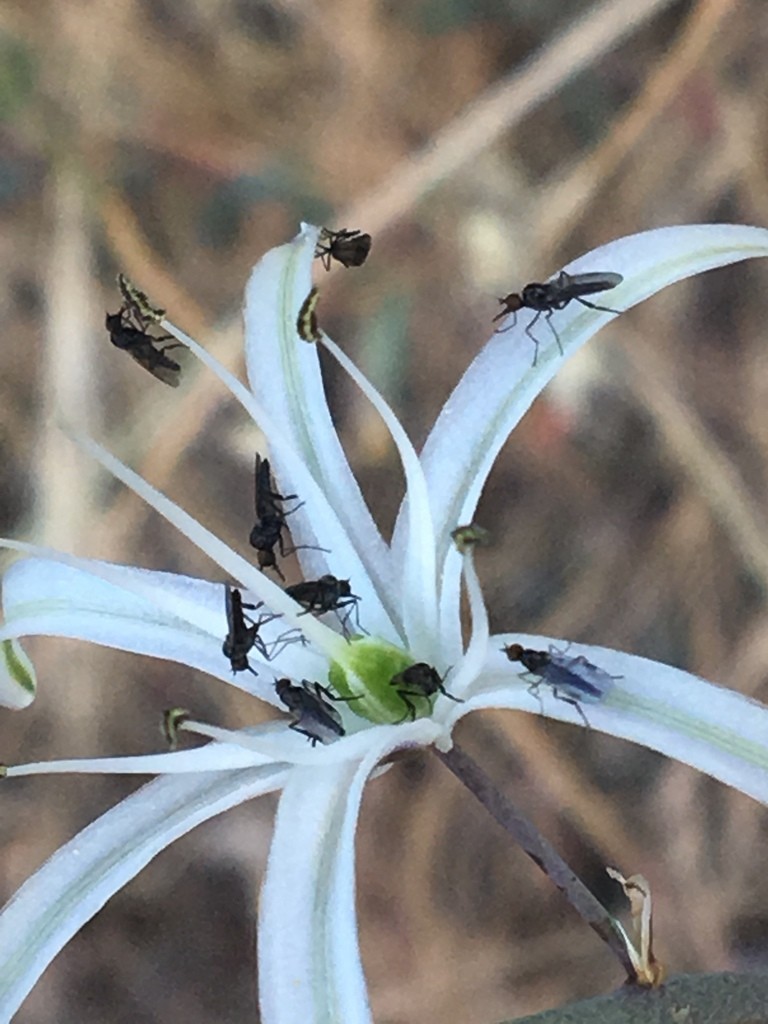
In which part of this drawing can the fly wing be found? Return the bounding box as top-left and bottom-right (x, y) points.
(542, 657), (605, 702)
(296, 702), (345, 743)
(546, 653), (614, 701)
(565, 655), (617, 696)
(126, 344), (181, 387)
(563, 271), (623, 297)
(223, 584), (237, 638)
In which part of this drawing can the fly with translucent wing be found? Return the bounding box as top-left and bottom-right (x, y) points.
(389, 662), (463, 724)
(493, 270), (623, 365)
(274, 679), (360, 746)
(105, 273), (184, 386)
(502, 643), (619, 727)
(222, 584), (272, 676)
(314, 227), (372, 271)
(284, 575), (362, 634)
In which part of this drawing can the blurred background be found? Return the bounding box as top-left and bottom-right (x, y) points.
(1, 0), (768, 1020)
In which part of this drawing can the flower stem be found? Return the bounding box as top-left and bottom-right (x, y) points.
(435, 742), (636, 979)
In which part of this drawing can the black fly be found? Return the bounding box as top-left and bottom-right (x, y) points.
(106, 273), (182, 386)
(249, 455), (301, 580)
(274, 678), (358, 746)
(502, 642), (618, 728)
(222, 584), (272, 676)
(493, 270), (623, 365)
(285, 575), (362, 634)
(389, 662), (463, 723)
(315, 228), (372, 271)
(249, 455), (327, 579)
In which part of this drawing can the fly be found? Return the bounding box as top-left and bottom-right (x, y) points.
(274, 678), (358, 746)
(106, 273), (182, 386)
(222, 584), (273, 675)
(315, 227), (372, 271)
(493, 270), (623, 365)
(389, 662), (463, 723)
(502, 642), (618, 727)
(284, 575), (362, 634)
(249, 455), (311, 580)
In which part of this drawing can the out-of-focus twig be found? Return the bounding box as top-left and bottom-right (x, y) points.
(436, 743), (636, 979)
(535, 0), (740, 254)
(613, 324), (768, 592)
(340, 0), (680, 238)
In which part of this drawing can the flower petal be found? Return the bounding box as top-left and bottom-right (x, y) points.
(185, 717), (435, 766)
(459, 636), (768, 804)
(320, 332), (438, 655)
(6, 741), (278, 776)
(0, 554), (327, 704)
(151, 320), (400, 644)
(404, 224), (768, 636)
(258, 721), (437, 1023)
(242, 225), (396, 622)
(0, 765), (289, 1019)
(71, 435), (352, 661)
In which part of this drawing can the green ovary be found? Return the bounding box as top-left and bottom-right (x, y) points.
(328, 637), (433, 725)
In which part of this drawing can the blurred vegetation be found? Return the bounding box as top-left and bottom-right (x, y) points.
(2, 0), (768, 1021)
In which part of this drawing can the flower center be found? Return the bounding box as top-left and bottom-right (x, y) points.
(328, 637), (439, 725)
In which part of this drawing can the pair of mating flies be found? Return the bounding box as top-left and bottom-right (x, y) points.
(493, 270), (624, 366)
(276, 662), (461, 747)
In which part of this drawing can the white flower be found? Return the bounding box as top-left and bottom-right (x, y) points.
(2, 223), (768, 1022)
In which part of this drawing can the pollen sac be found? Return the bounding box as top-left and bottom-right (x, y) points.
(451, 522), (490, 554)
(502, 643), (617, 727)
(162, 707), (190, 750)
(117, 273), (165, 323)
(296, 286), (321, 343)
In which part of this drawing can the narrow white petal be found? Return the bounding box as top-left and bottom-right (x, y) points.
(242, 225), (395, 612)
(0, 765), (289, 1019)
(7, 742), (277, 776)
(0, 553), (328, 704)
(184, 717), (422, 766)
(258, 723), (436, 1024)
(163, 316), (398, 643)
(72, 435), (350, 661)
(446, 548), (489, 697)
(458, 636), (768, 804)
(320, 333), (438, 655)
(400, 224), (768, 637)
